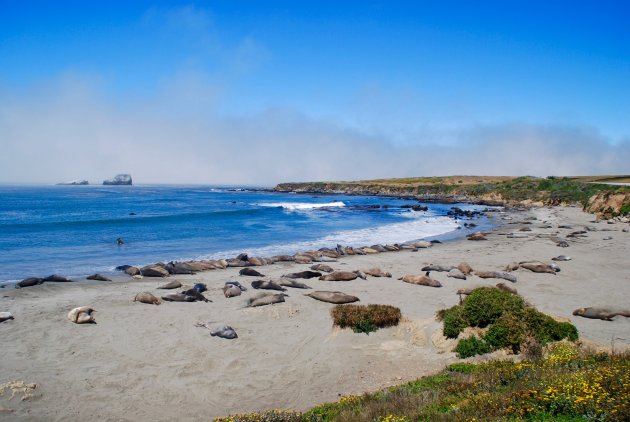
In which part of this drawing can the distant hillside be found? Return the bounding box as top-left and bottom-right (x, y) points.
(274, 176), (630, 217)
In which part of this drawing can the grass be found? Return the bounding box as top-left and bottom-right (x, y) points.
(438, 287), (578, 357)
(331, 304), (401, 334)
(213, 345), (630, 421)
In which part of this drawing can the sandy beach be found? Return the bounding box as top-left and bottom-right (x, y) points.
(1, 205), (629, 421)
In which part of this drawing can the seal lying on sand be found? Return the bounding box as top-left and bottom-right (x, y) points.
(572, 307), (630, 321)
(474, 271), (517, 283)
(467, 233), (487, 241)
(421, 264), (454, 272)
(192, 283), (207, 293)
(278, 278), (311, 289)
(239, 268), (265, 277)
(67, 307), (96, 324)
(44, 274), (72, 282)
(161, 293), (196, 302)
(552, 255), (572, 261)
(210, 325), (238, 339)
(225, 281), (247, 291)
(223, 284), (242, 298)
(15, 278), (44, 289)
(158, 280), (182, 289)
(310, 264), (334, 273)
(182, 289), (211, 302)
(247, 292), (288, 307)
(87, 274), (112, 281)
(519, 261), (558, 274)
(319, 271), (359, 281)
(0, 312), (14, 323)
(305, 291), (359, 304)
(283, 270), (322, 279)
(133, 292), (161, 305)
(363, 268), (392, 278)
(251, 280), (287, 291)
(457, 262), (473, 275)
(496, 283), (518, 294)
(447, 269), (466, 280)
(398, 274), (442, 287)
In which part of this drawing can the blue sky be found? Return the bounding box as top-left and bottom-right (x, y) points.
(1, 1), (629, 183)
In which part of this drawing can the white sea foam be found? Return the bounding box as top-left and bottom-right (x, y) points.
(256, 201), (346, 210)
(200, 216), (458, 260)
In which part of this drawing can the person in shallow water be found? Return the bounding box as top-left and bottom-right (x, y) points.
(117, 238), (124, 246)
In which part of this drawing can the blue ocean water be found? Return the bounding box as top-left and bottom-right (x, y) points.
(0, 185), (491, 283)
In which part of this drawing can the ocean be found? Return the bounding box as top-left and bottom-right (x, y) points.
(0, 185), (493, 283)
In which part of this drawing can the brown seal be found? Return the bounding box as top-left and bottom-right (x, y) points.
(158, 280), (182, 289)
(133, 292), (161, 305)
(319, 271), (359, 281)
(572, 307), (630, 321)
(474, 270), (517, 283)
(496, 283), (518, 294)
(457, 262), (473, 274)
(398, 274), (442, 287)
(363, 268), (392, 278)
(310, 264), (334, 273)
(305, 291), (359, 304)
(223, 284), (242, 298)
(278, 278), (311, 289)
(519, 261), (557, 274)
(251, 280), (287, 291)
(247, 292), (287, 307)
(67, 306), (96, 324)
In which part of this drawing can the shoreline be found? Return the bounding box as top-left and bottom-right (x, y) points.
(1, 205), (629, 420)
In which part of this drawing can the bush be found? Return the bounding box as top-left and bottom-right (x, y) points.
(441, 305), (468, 338)
(524, 308), (579, 344)
(331, 304), (401, 335)
(484, 312), (526, 353)
(454, 335), (491, 358)
(462, 287), (524, 327)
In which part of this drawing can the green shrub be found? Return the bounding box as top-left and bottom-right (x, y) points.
(463, 287), (524, 327)
(483, 312), (526, 353)
(454, 335), (491, 358)
(441, 305), (468, 338)
(524, 308), (579, 344)
(331, 304), (401, 335)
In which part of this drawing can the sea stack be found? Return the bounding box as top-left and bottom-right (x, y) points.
(103, 174), (132, 185)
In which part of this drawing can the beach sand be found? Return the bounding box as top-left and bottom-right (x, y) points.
(1, 206), (629, 421)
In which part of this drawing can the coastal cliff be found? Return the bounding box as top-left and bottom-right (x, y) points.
(275, 176), (630, 217)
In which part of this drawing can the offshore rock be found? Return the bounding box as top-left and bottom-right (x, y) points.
(103, 174), (132, 185)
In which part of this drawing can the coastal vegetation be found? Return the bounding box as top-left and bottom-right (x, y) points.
(438, 287), (578, 358)
(274, 175), (630, 217)
(214, 344), (630, 421)
(331, 304), (402, 334)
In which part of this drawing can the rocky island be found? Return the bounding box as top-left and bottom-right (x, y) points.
(102, 174), (132, 185)
(57, 180), (89, 185)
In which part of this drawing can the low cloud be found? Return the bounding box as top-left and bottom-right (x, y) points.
(1, 74), (628, 186)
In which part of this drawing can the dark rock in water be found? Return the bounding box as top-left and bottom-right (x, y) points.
(15, 277), (44, 288)
(57, 180), (89, 185)
(116, 265), (132, 271)
(43, 274), (72, 282)
(103, 174), (132, 185)
(129, 212), (137, 216)
(87, 274), (112, 281)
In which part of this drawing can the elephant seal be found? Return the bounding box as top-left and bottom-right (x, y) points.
(572, 307), (630, 321)
(210, 325), (238, 339)
(467, 233), (487, 241)
(363, 268), (392, 278)
(182, 289), (211, 302)
(398, 274), (442, 287)
(504, 262), (520, 272)
(457, 262), (473, 275)
(87, 274), (112, 281)
(225, 281), (247, 291)
(67, 306), (96, 324)
(319, 271), (358, 281)
(557, 240), (570, 247)
(157, 280), (182, 289)
(474, 271), (517, 283)
(496, 283), (518, 294)
(294, 255), (313, 264)
(251, 280), (287, 291)
(310, 264), (334, 273)
(278, 278), (311, 289)
(552, 255), (572, 261)
(283, 270), (322, 279)
(192, 283), (207, 293)
(0, 312), (14, 323)
(247, 292), (287, 307)
(44, 274), (72, 282)
(223, 284), (242, 298)
(519, 261), (557, 274)
(125, 266), (141, 276)
(421, 264), (454, 272)
(305, 291), (360, 304)
(161, 293), (196, 302)
(15, 277), (44, 289)
(133, 292), (161, 305)
(141, 266), (169, 277)
(447, 269), (466, 280)
(239, 268), (265, 277)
